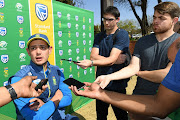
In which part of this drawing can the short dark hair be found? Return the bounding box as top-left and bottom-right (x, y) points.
(103, 6), (120, 18)
(154, 2), (180, 19)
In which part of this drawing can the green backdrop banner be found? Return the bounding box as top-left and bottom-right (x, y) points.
(0, 0), (95, 119)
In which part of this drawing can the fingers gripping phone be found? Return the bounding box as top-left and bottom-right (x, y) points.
(35, 79), (48, 91)
(63, 78), (85, 90)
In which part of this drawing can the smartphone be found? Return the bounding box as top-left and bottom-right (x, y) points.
(61, 59), (80, 63)
(35, 78), (48, 91)
(63, 78), (85, 90)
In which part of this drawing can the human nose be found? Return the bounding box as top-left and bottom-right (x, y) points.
(36, 47), (42, 55)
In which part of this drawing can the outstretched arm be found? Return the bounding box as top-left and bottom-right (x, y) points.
(137, 62), (172, 83)
(0, 76), (47, 107)
(70, 82), (180, 119)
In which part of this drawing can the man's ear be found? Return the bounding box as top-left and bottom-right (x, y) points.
(26, 48), (31, 56)
(173, 17), (179, 25)
(116, 17), (120, 23)
(48, 46), (53, 55)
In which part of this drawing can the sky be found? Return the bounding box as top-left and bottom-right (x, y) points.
(75, 0), (180, 25)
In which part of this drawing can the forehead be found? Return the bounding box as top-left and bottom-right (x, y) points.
(154, 10), (171, 18)
(103, 14), (115, 18)
(29, 39), (48, 46)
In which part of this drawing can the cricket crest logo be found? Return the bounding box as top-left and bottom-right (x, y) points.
(1, 55), (8, 63)
(17, 16), (24, 24)
(35, 3), (48, 21)
(19, 41), (25, 49)
(0, 27), (6, 36)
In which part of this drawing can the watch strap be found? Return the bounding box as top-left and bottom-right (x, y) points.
(5, 84), (17, 100)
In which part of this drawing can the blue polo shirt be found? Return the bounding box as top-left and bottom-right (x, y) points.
(162, 49), (180, 93)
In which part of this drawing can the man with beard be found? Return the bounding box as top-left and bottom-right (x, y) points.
(93, 2), (180, 120)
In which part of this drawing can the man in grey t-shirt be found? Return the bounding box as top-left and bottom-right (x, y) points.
(94, 2), (180, 120)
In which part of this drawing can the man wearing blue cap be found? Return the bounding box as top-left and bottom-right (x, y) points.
(9, 34), (79, 120)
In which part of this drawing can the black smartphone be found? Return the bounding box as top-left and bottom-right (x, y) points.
(63, 78), (85, 90)
(61, 59), (80, 63)
(35, 78), (48, 91)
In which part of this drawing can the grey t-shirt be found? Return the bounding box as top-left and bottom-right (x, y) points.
(133, 33), (180, 95)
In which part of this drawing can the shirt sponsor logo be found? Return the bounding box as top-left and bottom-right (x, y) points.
(35, 3), (48, 21)
(1, 54), (8, 63)
(20, 65), (26, 69)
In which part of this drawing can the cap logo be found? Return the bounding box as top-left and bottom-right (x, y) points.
(35, 34), (40, 38)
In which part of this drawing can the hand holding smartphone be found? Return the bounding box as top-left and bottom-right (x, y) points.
(61, 59), (80, 63)
(63, 78), (85, 90)
(35, 79), (48, 91)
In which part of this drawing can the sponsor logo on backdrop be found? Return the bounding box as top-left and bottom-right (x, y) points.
(76, 32), (79, 37)
(60, 59), (63, 66)
(83, 40), (86, 45)
(20, 65), (26, 69)
(68, 49), (72, 55)
(67, 23), (71, 28)
(83, 25), (85, 30)
(67, 13), (70, 20)
(89, 47), (92, 52)
(68, 31), (71, 38)
(76, 48), (79, 54)
(84, 70), (87, 75)
(83, 17), (85, 23)
(58, 31), (62, 37)
(77, 40), (79, 46)
(89, 33), (91, 38)
(0, 27), (6, 36)
(68, 40), (71, 46)
(70, 66), (72, 72)
(57, 12), (61, 18)
(69, 58), (72, 63)
(59, 50), (63, 56)
(89, 25), (91, 31)
(69, 74), (73, 78)
(16, 3), (22, 12)
(3, 81), (8, 86)
(1, 55), (8, 63)
(84, 47), (86, 53)
(75, 15), (78, 21)
(75, 24), (79, 30)
(90, 68), (92, 73)
(59, 21), (61, 28)
(19, 53), (26, 62)
(58, 40), (62, 47)
(19, 28), (23, 37)
(83, 32), (85, 38)
(0, 41), (7, 50)
(89, 40), (91, 45)
(83, 55), (86, 60)
(19, 41), (25, 49)
(77, 65), (80, 70)
(60, 68), (64, 73)
(77, 72), (80, 78)
(0, 0), (4, 8)
(0, 12), (4, 23)
(76, 56), (80, 61)
(89, 18), (91, 23)
(17, 16), (24, 24)
(4, 67), (8, 78)
(35, 3), (48, 21)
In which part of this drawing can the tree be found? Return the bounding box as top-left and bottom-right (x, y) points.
(56, 0), (84, 7)
(114, 0), (162, 35)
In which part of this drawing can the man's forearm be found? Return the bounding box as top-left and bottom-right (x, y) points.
(0, 86), (12, 107)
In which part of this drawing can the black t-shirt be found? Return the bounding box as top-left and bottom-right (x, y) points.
(133, 33), (180, 95)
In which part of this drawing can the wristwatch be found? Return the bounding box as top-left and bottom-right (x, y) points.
(5, 85), (17, 100)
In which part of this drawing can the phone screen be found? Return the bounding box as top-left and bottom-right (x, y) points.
(63, 78), (85, 90)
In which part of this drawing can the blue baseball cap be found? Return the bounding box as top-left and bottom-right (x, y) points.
(27, 33), (50, 47)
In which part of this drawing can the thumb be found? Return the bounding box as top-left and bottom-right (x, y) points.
(31, 76), (38, 81)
